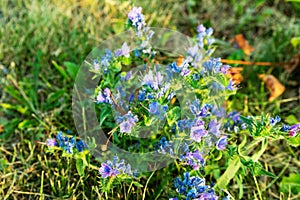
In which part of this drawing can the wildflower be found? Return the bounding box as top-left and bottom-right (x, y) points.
(46, 138), (57, 147)
(281, 124), (291, 132)
(190, 119), (208, 142)
(76, 140), (88, 152)
(138, 89), (146, 101)
(99, 163), (119, 178)
(99, 156), (133, 178)
(227, 79), (236, 90)
(203, 58), (222, 74)
(93, 59), (100, 70)
(142, 70), (163, 90)
(96, 88), (112, 104)
(100, 48), (113, 69)
(128, 7), (145, 31)
(198, 189), (218, 200)
(208, 119), (222, 137)
(118, 111), (138, 134)
(216, 136), (228, 150)
(270, 115), (281, 126)
(115, 42), (131, 58)
(220, 65), (230, 74)
(289, 124), (300, 137)
(155, 137), (174, 155)
(181, 150), (205, 170)
(149, 102), (168, 118)
(174, 172), (214, 200)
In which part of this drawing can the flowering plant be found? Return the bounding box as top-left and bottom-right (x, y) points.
(46, 6), (300, 200)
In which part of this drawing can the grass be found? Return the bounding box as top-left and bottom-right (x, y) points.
(0, 0), (299, 199)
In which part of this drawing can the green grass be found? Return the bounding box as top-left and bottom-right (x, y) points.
(0, 0), (299, 199)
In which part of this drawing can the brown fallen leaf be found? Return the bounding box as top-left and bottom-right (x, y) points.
(258, 74), (285, 102)
(284, 54), (300, 73)
(228, 67), (244, 85)
(0, 124), (4, 133)
(233, 34), (254, 56)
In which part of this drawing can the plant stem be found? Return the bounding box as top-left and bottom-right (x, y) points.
(253, 175), (263, 200)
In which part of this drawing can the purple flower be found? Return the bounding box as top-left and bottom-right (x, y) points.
(142, 70), (163, 90)
(99, 163), (117, 178)
(289, 124), (300, 137)
(115, 42), (131, 58)
(118, 111), (138, 134)
(190, 120), (208, 142)
(198, 190), (218, 200)
(182, 150), (205, 170)
(96, 88), (112, 104)
(128, 7), (145, 31)
(216, 136), (228, 150)
(197, 24), (206, 34)
(220, 65), (230, 74)
(46, 138), (57, 147)
(99, 156), (134, 178)
(208, 119), (222, 137)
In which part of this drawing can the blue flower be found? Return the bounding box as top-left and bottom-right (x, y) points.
(270, 115), (281, 126)
(149, 102), (160, 115)
(56, 132), (75, 154)
(99, 163), (116, 178)
(281, 124), (291, 131)
(138, 90), (146, 101)
(100, 48), (113, 69)
(99, 156), (134, 178)
(76, 140), (88, 152)
(216, 136), (228, 150)
(168, 62), (181, 73)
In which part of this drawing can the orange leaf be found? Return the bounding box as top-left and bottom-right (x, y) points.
(228, 67), (244, 85)
(234, 34), (254, 56)
(0, 125), (4, 133)
(258, 74), (285, 102)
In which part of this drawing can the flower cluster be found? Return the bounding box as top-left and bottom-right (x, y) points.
(173, 172), (218, 200)
(46, 131), (88, 154)
(281, 123), (300, 137)
(99, 156), (134, 178)
(128, 6), (145, 32)
(116, 111), (139, 134)
(96, 88), (112, 104)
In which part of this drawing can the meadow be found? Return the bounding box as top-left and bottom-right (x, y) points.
(0, 0), (300, 199)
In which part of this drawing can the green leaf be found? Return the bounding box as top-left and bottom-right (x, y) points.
(215, 155), (241, 189)
(167, 106), (181, 126)
(52, 61), (70, 81)
(64, 61), (79, 80)
(132, 181), (144, 188)
(280, 174), (300, 194)
(285, 114), (299, 125)
(286, 135), (300, 147)
(76, 159), (85, 177)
